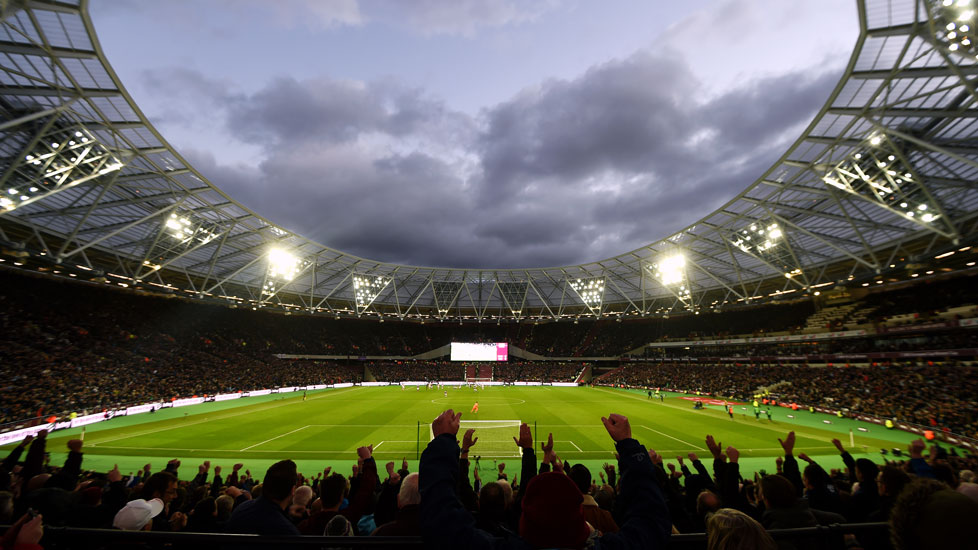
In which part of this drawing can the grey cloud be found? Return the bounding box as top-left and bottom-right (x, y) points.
(170, 48), (839, 269)
(225, 76), (474, 148)
(365, 0), (557, 37)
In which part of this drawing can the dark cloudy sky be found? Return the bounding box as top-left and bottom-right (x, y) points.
(89, 0), (857, 269)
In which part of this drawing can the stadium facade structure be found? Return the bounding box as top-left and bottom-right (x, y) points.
(1, 0), (978, 323)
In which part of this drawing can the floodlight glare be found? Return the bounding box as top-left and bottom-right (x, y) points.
(654, 254), (686, 286)
(268, 248), (300, 280)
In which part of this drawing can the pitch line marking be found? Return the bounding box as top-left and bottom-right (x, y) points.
(373, 441), (386, 451)
(568, 440), (583, 452)
(89, 387), (358, 447)
(639, 425), (708, 451)
(592, 387), (849, 447)
(239, 425), (311, 451)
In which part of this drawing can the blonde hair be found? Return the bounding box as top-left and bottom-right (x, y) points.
(706, 508), (775, 550)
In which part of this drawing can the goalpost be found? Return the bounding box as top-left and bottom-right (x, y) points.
(427, 420), (523, 458)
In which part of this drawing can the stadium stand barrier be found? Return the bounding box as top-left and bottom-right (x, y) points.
(2, 522), (891, 549)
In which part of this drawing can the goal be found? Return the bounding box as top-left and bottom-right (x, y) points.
(431, 420), (523, 458)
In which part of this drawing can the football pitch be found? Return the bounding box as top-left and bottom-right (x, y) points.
(3, 386), (922, 480)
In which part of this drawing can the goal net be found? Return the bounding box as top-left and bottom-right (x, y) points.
(431, 420), (523, 458)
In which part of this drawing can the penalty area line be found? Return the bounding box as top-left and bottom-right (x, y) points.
(639, 425), (707, 451)
(239, 425), (311, 451)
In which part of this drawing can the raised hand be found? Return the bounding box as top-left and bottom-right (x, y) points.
(676, 455), (684, 466)
(233, 463), (244, 471)
(832, 438), (845, 453)
(648, 449), (662, 464)
(107, 464), (122, 483)
(214, 465), (222, 475)
(725, 446), (739, 463)
(775, 456), (784, 472)
(541, 432), (554, 454)
(324, 466), (332, 477)
(688, 452), (699, 462)
(402, 457), (408, 471)
(553, 456), (564, 474)
(778, 431), (796, 455)
(462, 429), (478, 453)
(601, 414), (631, 442)
(798, 453), (813, 463)
(498, 463), (506, 473)
(705, 435), (723, 459)
(357, 445), (373, 460)
(432, 409), (462, 438)
(513, 423), (532, 448)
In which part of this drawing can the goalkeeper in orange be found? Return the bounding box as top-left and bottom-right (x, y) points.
(471, 401), (479, 414)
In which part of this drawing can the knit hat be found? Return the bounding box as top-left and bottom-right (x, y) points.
(519, 472), (590, 549)
(325, 514), (353, 536)
(113, 498), (164, 531)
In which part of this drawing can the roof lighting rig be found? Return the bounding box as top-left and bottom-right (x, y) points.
(568, 277), (606, 315)
(432, 281), (463, 319)
(353, 273), (392, 315)
(931, 0), (977, 57)
(260, 248), (311, 304)
(647, 253), (695, 311)
(730, 220), (806, 285)
(1, 124), (122, 213)
(821, 133), (954, 238)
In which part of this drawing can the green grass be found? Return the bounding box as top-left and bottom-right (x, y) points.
(1, 386), (923, 481)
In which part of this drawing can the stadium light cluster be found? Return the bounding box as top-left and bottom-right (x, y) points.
(1, 126), (122, 213)
(931, 0), (977, 57)
(164, 213), (219, 245)
(353, 274), (392, 313)
(648, 253), (694, 310)
(650, 254), (686, 286)
(267, 248), (302, 280)
(733, 223), (783, 254)
(568, 277), (605, 312)
(822, 133), (943, 227)
(730, 221), (803, 280)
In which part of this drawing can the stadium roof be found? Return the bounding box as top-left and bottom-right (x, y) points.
(1, 0), (978, 322)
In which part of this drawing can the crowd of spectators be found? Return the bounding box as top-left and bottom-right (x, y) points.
(599, 361), (978, 439)
(648, 330), (978, 360)
(3, 412), (976, 549)
(362, 361), (585, 383)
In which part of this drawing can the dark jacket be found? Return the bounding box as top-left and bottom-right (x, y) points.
(419, 432), (671, 549)
(372, 504), (420, 536)
(224, 496), (300, 536)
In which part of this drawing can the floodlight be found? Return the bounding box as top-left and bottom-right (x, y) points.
(0, 125), (123, 213)
(352, 274), (392, 313)
(822, 133), (945, 231)
(653, 254), (686, 286)
(268, 248), (300, 280)
(569, 277), (606, 311)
